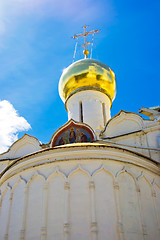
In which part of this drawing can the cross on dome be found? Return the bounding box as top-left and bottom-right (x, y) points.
(73, 25), (100, 58)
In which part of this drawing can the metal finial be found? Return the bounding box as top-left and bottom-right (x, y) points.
(73, 25), (100, 58)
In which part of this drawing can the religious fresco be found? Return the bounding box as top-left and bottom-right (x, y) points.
(51, 121), (95, 147)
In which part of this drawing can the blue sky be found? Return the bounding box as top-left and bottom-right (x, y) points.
(0, 0), (160, 151)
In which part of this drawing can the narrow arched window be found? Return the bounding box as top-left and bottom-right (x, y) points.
(158, 135), (160, 147)
(102, 102), (106, 126)
(79, 101), (83, 122)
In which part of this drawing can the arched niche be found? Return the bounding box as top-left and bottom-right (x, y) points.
(69, 170), (90, 240)
(47, 173), (65, 240)
(25, 175), (45, 240)
(117, 171), (143, 240)
(93, 169), (118, 240)
(138, 176), (160, 239)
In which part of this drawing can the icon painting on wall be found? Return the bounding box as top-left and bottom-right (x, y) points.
(51, 120), (95, 147)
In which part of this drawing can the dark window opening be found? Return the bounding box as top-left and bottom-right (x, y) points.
(79, 101), (83, 122)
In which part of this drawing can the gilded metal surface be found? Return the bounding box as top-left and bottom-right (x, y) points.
(59, 59), (116, 103)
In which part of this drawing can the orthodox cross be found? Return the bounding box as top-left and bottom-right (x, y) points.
(73, 25), (100, 58)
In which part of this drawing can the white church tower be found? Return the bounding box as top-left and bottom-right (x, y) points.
(59, 25), (116, 133)
(0, 26), (160, 240)
(59, 58), (116, 133)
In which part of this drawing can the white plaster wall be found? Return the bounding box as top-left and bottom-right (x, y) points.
(66, 90), (111, 131)
(94, 170), (118, 240)
(139, 177), (159, 239)
(146, 130), (160, 161)
(0, 155), (160, 240)
(105, 133), (151, 158)
(103, 130), (160, 162)
(47, 174), (65, 240)
(102, 111), (144, 139)
(0, 134), (41, 160)
(106, 119), (142, 137)
(11, 142), (41, 159)
(70, 171), (90, 240)
(118, 172), (143, 239)
(0, 189), (10, 239)
(101, 111), (160, 162)
(8, 180), (25, 240)
(0, 161), (9, 175)
(25, 176), (43, 240)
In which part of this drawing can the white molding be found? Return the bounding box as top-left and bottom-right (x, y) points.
(0, 144), (159, 185)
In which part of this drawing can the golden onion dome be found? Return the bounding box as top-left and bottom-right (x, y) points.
(59, 58), (116, 103)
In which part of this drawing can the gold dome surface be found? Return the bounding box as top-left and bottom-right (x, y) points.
(59, 58), (116, 103)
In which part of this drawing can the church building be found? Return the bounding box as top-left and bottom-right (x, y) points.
(0, 26), (160, 240)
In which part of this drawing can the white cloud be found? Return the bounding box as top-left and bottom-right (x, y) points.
(0, 100), (31, 153)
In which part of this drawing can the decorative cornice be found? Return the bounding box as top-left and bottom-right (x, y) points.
(0, 144), (159, 186)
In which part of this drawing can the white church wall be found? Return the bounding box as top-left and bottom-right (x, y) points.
(66, 90), (111, 131)
(118, 172), (143, 240)
(138, 176), (159, 239)
(101, 116), (160, 162)
(8, 179), (26, 240)
(146, 129), (160, 161)
(0, 161), (9, 175)
(69, 170), (90, 240)
(0, 187), (10, 239)
(102, 133), (150, 161)
(154, 183), (160, 227)
(146, 129), (160, 148)
(25, 175), (44, 240)
(102, 111), (144, 138)
(94, 170), (118, 240)
(0, 150), (159, 240)
(47, 173), (65, 240)
(0, 134), (42, 160)
(11, 142), (41, 159)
